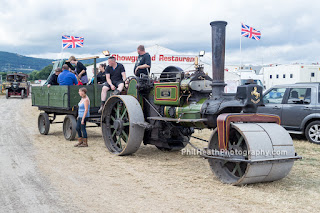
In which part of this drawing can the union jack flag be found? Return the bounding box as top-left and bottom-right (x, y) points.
(62, 35), (84, 49)
(241, 23), (261, 41)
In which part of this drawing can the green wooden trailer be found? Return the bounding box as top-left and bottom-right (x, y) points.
(32, 56), (112, 140)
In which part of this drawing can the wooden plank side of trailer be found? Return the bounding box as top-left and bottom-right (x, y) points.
(69, 85), (103, 108)
(32, 85), (105, 109)
(32, 86), (69, 108)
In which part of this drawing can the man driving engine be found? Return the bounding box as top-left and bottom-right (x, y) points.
(98, 56), (126, 113)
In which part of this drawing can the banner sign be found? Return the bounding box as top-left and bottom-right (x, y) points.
(111, 54), (196, 64)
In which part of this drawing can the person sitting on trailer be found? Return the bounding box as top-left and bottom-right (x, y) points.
(97, 63), (107, 84)
(134, 45), (151, 77)
(98, 57), (126, 113)
(69, 56), (88, 84)
(47, 67), (62, 87)
(58, 64), (78, 86)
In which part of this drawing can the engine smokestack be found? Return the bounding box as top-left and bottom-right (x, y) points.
(210, 21), (227, 98)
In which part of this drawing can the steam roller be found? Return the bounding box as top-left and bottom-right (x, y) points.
(101, 20), (301, 185)
(207, 122), (296, 185)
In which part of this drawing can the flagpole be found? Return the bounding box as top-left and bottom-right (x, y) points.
(59, 47), (64, 60)
(240, 32), (242, 70)
(60, 35), (65, 60)
(240, 23), (242, 80)
(260, 36), (263, 66)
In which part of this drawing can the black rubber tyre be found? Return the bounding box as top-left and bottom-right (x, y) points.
(305, 120), (320, 144)
(63, 115), (77, 141)
(38, 113), (50, 135)
(21, 90), (24, 99)
(6, 89), (9, 99)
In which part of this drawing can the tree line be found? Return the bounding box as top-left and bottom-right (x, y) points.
(0, 63), (93, 82)
(0, 64), (53, 81)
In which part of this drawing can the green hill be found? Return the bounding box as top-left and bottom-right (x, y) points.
(0, 51), (52, 73)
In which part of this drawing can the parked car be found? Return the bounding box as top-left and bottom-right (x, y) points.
(257, 83), (320, 144)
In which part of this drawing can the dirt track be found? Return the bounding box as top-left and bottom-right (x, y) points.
(0, 96), (73, 212)
(1, 96), (320, 213)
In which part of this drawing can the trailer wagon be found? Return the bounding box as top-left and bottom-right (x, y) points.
(32, 56), (111, 140)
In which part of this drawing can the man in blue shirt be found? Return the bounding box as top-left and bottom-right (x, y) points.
(58, 64), (78, 86)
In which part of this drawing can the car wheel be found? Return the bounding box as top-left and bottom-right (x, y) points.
(305, 121), (320, 144)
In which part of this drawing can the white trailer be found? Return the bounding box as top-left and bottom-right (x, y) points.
(261, 64), (320, 90)
(224, 69), (264, 93)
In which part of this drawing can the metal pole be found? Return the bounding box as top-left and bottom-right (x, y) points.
(94, 58), (97, 85)
(93, 58), (97, 107)
(240, 23), (243, 81)
(240, 30), (242, 70)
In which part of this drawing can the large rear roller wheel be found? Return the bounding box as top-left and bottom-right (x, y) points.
(208, 123), (295, 185)
(101, 95), (145, 156)
(21, 90), (24, 99)
(63, 115), (77, 141)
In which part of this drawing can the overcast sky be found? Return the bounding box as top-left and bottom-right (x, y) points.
(0, 0), (319, 65)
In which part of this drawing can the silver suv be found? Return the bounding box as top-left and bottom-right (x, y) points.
(257, 83), (320, 144)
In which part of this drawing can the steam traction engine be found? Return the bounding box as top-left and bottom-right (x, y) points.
(101, 21), (301, 185)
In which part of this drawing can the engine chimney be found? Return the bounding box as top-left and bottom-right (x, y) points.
(210, 21), (227, 98)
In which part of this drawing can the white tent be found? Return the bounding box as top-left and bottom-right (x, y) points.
(86, 45), (240, 92)
(87, 45), (200, 79)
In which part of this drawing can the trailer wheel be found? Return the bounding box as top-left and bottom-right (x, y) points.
(208, 123), (295, 185)
(101, 95), (145, 156)
(38, 113), (50, 135)
(6, 89), (9, 99)
(63, 115), (77, 141)
(21, 90), (24, 99)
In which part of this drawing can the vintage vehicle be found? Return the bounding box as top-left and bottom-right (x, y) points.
(4, 73), (30, 99)
(99, 21), (301, 185)
(33, 21), (301, 185)
(257, 83), (320, 144)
